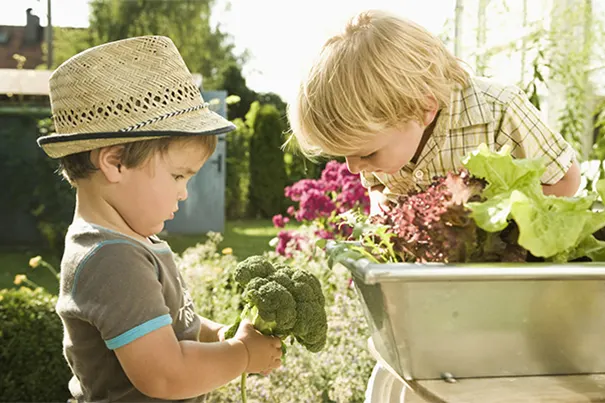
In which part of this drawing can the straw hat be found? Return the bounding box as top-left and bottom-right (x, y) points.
(38, 36), (236, 158)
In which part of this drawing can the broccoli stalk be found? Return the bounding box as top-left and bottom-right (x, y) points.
(224, 256), (328, 402)
(225, 304), (288, 403)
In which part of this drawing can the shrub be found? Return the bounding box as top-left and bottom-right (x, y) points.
(0, 113), (74, 251)
(0, 287), (71, 402)
(225, 118), (252, 219)
(248, 102), (288, 218)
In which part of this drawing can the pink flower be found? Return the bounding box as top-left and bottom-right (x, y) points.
(274, 160), (371, 254)
(272, 214), (290, 228)
(315, 229), (335, 240)
(275, 230), (305, 257)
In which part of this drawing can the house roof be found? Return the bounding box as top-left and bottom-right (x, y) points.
(0, 68), (51, 95)
(0, 69), (203, 96)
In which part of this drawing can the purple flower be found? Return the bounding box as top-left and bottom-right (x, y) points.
(272, 214), (290, 228)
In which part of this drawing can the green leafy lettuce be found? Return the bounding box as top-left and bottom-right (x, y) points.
(463, 144), (605, 260)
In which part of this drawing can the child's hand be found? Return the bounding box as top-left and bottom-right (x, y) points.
(369, 185), (390, 216)
(217, 325), (229, 342)
(234, 319), (282, 374)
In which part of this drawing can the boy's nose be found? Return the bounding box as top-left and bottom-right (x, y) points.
(178, 187), (188, 202)
(345, 157), (363, 174)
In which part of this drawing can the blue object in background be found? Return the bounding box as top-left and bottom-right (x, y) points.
(164, 90), (227, 234)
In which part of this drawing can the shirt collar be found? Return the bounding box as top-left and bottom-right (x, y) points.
(447, 77), (494, 129)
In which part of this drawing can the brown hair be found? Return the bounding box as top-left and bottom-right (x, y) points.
(59, 135), (217, 186)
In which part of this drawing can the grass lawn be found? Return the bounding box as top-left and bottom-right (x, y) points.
(0, 219), (292, 294)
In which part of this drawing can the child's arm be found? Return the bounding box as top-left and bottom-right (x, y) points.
(542, 159), (581, 197)
(197, 315), (226, 343)
(497, 86), (579, 197)
(114, 319), (282, 400)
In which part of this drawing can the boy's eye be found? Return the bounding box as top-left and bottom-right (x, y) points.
(360, 152), (376, 160)
(172, 174), (185, 181)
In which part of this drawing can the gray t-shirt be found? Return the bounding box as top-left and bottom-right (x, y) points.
(56, 220), (202, 402)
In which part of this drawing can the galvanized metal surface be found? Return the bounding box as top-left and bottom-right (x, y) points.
(340, 257), (605, 381)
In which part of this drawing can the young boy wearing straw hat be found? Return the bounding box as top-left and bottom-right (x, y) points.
(37, 36), (282, 402)
(288, 10), (581, 216)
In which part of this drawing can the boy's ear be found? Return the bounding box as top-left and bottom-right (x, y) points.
(95, 146), (124, 183)
(423, 97), (440, 126)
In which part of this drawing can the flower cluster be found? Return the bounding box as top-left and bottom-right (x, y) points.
(272, 161), (370, 256)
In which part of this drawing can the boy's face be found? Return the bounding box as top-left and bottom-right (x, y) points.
(345, 119), (425, 175)
(114, 142), (207, 237)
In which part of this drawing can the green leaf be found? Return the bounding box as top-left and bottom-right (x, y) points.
(597, 179), (605, 201)
(315, 238), (327, 249)
(508, 191), (595, 257)
(555, 235), (605, 262)
(462, 143), (545, 198)
(468, 194), (514, 232)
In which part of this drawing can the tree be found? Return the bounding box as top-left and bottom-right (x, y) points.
(50, 27), (94, 68)
(85, 0), (239, 82)
(205, 62), (258, 120)
(247, 102), (287, 218)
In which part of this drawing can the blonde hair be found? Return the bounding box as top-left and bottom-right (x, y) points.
(59, 135), (217, 186)
(288, 10), (470, 158)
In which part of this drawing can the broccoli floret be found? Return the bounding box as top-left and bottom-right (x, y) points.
(234, 255), (275, 286)
(289, 269), (325, 305)
(270, 266), (325, 305)
(292, 301), (328, 353)
(243, 277), (297, 334)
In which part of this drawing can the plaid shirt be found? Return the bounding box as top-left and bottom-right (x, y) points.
(361, 76), (576, 197)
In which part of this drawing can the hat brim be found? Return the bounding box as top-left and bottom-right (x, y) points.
(38, 108), (236, 158)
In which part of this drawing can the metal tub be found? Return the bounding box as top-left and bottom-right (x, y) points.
(339, 258), (605, 381)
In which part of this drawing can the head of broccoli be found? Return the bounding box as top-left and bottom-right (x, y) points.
(227, 255), (328, 354)
(225, 256), (329, 403)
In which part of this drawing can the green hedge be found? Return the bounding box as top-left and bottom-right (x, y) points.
(247, 101), (288, 218)
(0, 112), (74, 250)
(0, 287), (71, 402)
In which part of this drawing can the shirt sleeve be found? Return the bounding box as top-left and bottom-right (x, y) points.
(360, 170), (382, 189)
(496, 87), (577, 185)
(71, 240), (172, 350)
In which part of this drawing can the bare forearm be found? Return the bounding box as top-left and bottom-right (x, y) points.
(158, 339), (248, 399)
(542, 160), (581, 197)
(197, 315), (225, 343)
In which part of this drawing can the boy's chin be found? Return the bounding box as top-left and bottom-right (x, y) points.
(385, 167), (402, 175)
(145, 222), (165, 237)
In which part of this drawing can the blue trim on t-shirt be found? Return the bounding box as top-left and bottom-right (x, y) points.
(87, 222), (173, 254)
(105, 314), (172, 350)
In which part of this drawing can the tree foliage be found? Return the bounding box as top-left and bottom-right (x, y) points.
(248, 102), (287, 218)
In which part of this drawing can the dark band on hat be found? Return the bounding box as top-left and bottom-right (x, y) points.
(37, 124), (236, 146)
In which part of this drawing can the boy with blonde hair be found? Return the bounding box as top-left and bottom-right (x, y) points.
(289, 10), (580, 215)
(38, 36), (282, 402)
